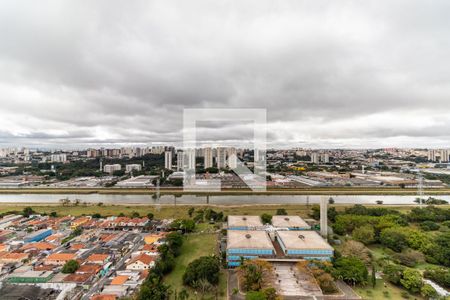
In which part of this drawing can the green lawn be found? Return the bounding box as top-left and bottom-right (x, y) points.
(354, 279), (425, 300)
(164, 231), (226, 300)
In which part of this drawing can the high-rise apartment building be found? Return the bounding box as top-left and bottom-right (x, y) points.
(440, 149), (449, 163)
(217, 147), (227, 169)
(176, 150), (184, 171)
(204, 147), (213, 169)
(227, 147), (237, 169)
(310, 152), (319, 164)
(164, 151), (172, 169)
(104, 164), (121, 174)
(186, 148), (196, 170)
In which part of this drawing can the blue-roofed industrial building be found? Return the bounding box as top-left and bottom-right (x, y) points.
(24, 229), (53, 243)
(227, 215), (263, 230)
(275, 230), (333, 261)
(271, 215), (310, 230)
(226, 215), (334, 267)
(226, 230), (275, 267)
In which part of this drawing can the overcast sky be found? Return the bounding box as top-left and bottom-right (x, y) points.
(1, 1), (450, 149)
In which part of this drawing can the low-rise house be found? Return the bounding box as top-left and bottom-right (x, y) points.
(91, 295), (117, 300)
(0, 252), (30, 264)
(77, 264), (102, 275)
(71, 217), (91, 230)
(86, 253), (110, 265)
(141, 244), (159, 256)
(20, 242), (56, 252)
(126, 253), (155, 271)
(44, 253), (76, 265)
(63, 272), (93, 284)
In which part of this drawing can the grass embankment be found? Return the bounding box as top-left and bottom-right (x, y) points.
(354, 279), (425, 300)
(1, 187), (450, 195)
(164, 225), (226, 300)
(0, 203), (443, 219)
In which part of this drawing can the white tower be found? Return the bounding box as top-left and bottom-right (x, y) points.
(320, 196), (328, 238)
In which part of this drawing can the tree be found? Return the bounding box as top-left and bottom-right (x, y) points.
(352, 225), (375, 245)
(328, 197), (335, 204)
(49, 211), (57, 217)
(371, 265), (376, 288)
(429, 231), (450, 267)
(138, 273), (171, 300)
(340, 241), (372, 265)
(62, 260), (79, 273)
(333, 257), (368, 285)
(400, 269), (422, 293)
(22, 207), (35, 217)
(380, 227), (408, 252)
(421, 284), (437, 299)
(165, 232), (184, 256)
(260, 213), (272, 225)
(276, 208), (287, 215)
(147, 212), (154, 220)
(183, 256), (220, 287)
(238, 260), (273, 291)
(188, 207), (195, 218)
(131, 211), (140, 218)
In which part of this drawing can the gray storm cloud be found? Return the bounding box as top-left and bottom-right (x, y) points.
(0, 0), (449, 148)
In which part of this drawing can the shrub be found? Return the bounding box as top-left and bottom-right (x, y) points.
(380, 227), (408, 252)
(62, 260), (79, 274)
(383, 264), (405, 285)
(352, 225), (375, 245)
(333, 257), (368, 285)
(260, 213), (272, 225)
(392, 250), (424, 267)
(421, 284), (437, 299)
(419, 221), (440, 231)
(183, 256), (220, 287)
(399, 269), (422, 293)
(423, 268), (450, 288)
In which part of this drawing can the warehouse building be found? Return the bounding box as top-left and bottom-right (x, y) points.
(226, 230), (275, 267)
(24, 228), (53, 243)
(227, 215), (263, 230)
(275, 230), (333, 261)
(271, 216), (310, 230)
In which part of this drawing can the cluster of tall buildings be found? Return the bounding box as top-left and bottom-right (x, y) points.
(428, 149), (450, 162)
(310, 152), (330, 164)
(87, 146), (171, 158)
(165, 147), (241, 171)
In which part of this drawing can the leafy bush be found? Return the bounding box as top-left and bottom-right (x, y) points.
(423, 268), (450, 288)
(333, 257), (368, 285)
(62, 260), (79, 273)
(183, 256), (220, 287)
(380, 227), (408, 252)
(352, 225), (375, 245)
(419, 221), (440, 231)
(392, 250), (424, 267)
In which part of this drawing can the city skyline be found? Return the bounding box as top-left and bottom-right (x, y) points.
(1, 1), (450, 149)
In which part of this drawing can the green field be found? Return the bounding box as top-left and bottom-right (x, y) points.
(164, 230), (226, 300)
(354, 279), (425, 300)
(1, 187), (450, 195)
(0, 203), (443, 220)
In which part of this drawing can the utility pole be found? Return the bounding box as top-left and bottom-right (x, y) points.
(418, 172), (424, 208)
